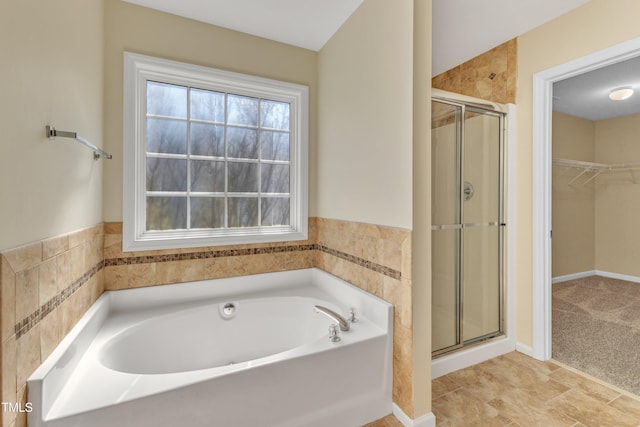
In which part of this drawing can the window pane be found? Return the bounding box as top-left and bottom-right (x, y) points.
(261, 198), (290, 226)
(228, 95), (258, 126)
(126, 54), (309, 250)
(228, 162), (258, 192)
(191, 160), (225, 192)
(261, 164), (289, 193)
(190, 88), (225, 122)
(261, 131), (290, 161)
(190, 197), (225, 229)
(146, 197), (187, 230)
(227, 127), (258, 159)
(228, 197), (258, 227)
(146, 158), (187, 191)
(191, 123), (224, 157)
(261, 100), (290, 130)
(147, 81), (187, 118)
(147, 118), (187, 154)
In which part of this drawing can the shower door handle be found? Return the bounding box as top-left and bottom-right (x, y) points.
(462, 221), (500, 228)
(431, 221), (507, 230)
(431, 224), (463, 231)
(431, 222), (504, 230)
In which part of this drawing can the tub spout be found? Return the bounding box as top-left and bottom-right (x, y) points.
(314, 305), (350, 331)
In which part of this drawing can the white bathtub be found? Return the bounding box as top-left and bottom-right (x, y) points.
(28, 268), (393, 427)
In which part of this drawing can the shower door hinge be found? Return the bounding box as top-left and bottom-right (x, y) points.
(550, 230), (553, 239)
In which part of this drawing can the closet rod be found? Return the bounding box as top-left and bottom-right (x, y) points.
(46, 125), (112, 160)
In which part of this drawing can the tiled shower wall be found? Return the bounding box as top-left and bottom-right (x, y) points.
(1, 217), (413, 426)
(432, 38), (517, 105)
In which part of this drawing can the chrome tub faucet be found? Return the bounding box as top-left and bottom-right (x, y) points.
(314, 305), (350, 331)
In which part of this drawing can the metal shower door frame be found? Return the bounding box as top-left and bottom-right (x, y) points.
(431, 94), (507, 358)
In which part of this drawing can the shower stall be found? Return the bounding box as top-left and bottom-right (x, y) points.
(431, 89), (506, 357)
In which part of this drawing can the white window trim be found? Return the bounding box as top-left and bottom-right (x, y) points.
(123, 52), (308, 251)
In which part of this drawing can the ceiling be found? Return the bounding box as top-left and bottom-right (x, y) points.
(123, 0), (639, 120)
(121, 0), (363, 51)
(432, 0), (591, 75)
(124, 0), (591, 66)
(553, 57), (640, 121)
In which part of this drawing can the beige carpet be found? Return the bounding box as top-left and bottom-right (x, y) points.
(553, 275), (640, 395)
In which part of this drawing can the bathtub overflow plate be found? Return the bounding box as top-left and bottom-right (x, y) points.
(220, 302), (237, 319)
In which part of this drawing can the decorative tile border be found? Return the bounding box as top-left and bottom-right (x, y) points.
(14, 241), (401, 340)
(14, 261), (103, 339)
(317, 245), (402, 280)
(103, 244), (317, 266)
(103, 243), (401, 280)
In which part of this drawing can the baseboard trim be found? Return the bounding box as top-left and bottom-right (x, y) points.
(392, 404), (436, 427)
(432, 336), (516, 379)
(595, 270), (640, 284)
(516, 342), (534, 358)
(552, 270), (640, 285)
(552, 270), (595, 284)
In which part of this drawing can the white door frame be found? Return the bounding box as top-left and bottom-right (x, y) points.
(532, 36), (640, 360)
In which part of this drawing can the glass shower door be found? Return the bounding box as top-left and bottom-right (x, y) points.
(431, 98), (504, 357)
(431, 101), (463, 354)
(461, 109), (502, 344)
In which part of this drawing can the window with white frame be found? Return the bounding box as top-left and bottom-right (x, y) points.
(123, 53), (308, 251)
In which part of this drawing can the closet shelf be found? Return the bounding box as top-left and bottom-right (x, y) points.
(553, 158), (640, 185)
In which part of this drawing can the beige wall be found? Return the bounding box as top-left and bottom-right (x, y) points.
(552, 111), (640, 279)
(317, 0), (418, 415)
(317, 0), (414, 230)
(0, 0), (104, 252)
(0, 2), (103, 424)
(594, 113), (640, 276)
(318, 0), (434, 418)
(412, 0), (433, 418)
(103, 0), (318, 222)
(552, 112), (595, 277)
(517, 0), (640, 347)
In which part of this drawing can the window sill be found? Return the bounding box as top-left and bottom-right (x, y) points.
(122, 225), (308, 252)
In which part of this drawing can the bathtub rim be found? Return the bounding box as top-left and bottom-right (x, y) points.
(28, 292), (112, 425)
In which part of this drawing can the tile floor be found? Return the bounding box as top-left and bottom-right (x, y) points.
(367, 351), (640, 427)
(364, 414), (404, 427)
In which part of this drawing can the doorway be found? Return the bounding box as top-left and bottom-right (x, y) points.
(532, 37), (640, 361)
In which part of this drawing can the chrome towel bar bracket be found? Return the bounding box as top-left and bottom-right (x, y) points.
(46, 125), (112, 160)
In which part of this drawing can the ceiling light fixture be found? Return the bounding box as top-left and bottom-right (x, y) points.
(609, 86), (634, 101)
